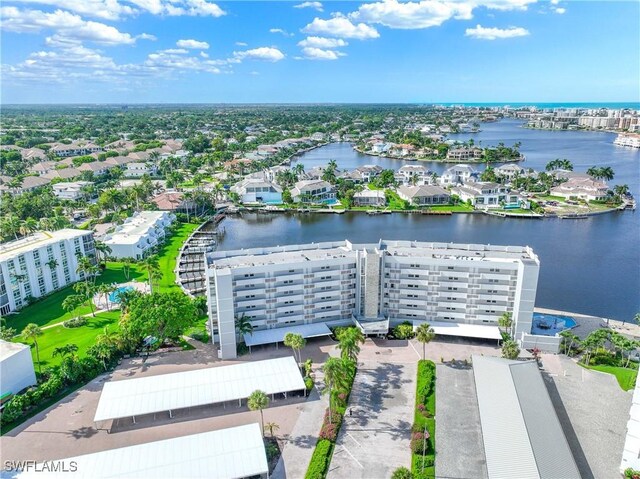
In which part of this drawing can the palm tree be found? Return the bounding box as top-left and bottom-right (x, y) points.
(1, 214), (21, 240)
(498, 312), (513, 338)
(91, 342), (114, 371)
(62, 294), (83, 320)
(284, 332), (306, 365)
(45, 258), (59, 272)
(501, 339), (520, 360)
(415, 322), (435, 360)
(235, 313), (254, 341)
(323, 357), (348, 424)
(22, 323), (43, 373)
(247, 390), (270, 437)
(600, 166), (615, 182)
(121, 257), (132, 280)
(336, 327), (365, 362)
(264, 422), (280, 438)
(141, 255), (162, 293)
(76, 256), (99, 284)
(19, 217), (38, 237)
(94, 241), (112, 265)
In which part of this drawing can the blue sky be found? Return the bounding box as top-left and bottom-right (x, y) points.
(1, 0), (639, 103)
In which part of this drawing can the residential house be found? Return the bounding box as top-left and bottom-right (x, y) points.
(43, 167), (81, 181)
(230, 178), (282, 204)
(126, 151), (151, 162)
(495, 164), (526, 181)
(126, 162), (156, 177)
(256, 145), (279, 157)
(29, 161), (57, 176)
(395, 165), (433, 186)
(105, 155), (137, 167)
(52, 181), (93, 201)
(397, 185), (451, 206)
(310, 132), (325, 142)
(151, 191), (194, 212)
(389, 143), (416, 157)
(439, 164), (478, 186)
(452, 182), (528, 209)
(353, 190), (386, 207)
(50, 141), (102, 158)
(78, 161), (112, 176)
(291, 180), (335, 204)
(550, 177), (609, 201)
(21, 148), (46, 162)
(371, 142), (391, 154)
(340, 165), (383, 184)
(446, 147), (483, 161)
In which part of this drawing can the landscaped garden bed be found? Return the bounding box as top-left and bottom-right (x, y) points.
(412, 360), (436, 479)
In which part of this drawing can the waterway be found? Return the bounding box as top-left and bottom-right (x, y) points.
(218, 120), (640, 321)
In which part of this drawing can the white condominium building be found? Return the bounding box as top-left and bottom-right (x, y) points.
(0, 229), (96, 315)
(103, 211), (174, 260)
(206, 240), (539, 359)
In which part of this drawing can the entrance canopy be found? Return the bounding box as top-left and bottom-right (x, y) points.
(244, 322), (332, 347)
(94, 356), (304, 423)
(354, 316), (389, 335)
(17, 423), (268, 479)
(413, 320), (502, 340)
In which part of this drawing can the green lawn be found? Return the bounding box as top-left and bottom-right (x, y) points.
(8, 221), (200, 369)
(583, 364), (638, 391)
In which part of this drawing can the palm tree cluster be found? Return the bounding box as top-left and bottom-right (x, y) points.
(0, 214), (69, 242)
(562, 327), (640, 368)
(545, 159), (574, 171)
(586, 166), (615, 182)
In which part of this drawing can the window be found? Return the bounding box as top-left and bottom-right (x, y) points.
(244, 273), (254, 278)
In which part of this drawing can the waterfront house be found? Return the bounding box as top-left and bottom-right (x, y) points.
(452, 182), (528, 209)
(257, 145), (279, 157)
(389, 144), (416, 157)
(446, 147), (483, 161)
(291, 180), (335, 204)
(353, 190), (386, 207)
(231, 178), (283, 204)
(371, 142), (391, 154)
(151, 191), (193, 212)
(397, 185), (451, 206)
(395, 165), (433, 186)
(495, 164), (526, 181)
(550, 177), (608, 201)
(340, 165), (383, 183)
(310, 132), (325, 142)
(439, 164), (478, 186)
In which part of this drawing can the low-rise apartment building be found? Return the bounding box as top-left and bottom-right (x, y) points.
(205, 240), (539, 359)
(103, 211), (174, 259)
(50, 141), (103, 158)
(0, 229), (96, 315)
(446, 147), (483, 161)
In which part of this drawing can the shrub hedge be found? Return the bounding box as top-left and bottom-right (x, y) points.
(412, 360), (436, 479)
(305, 439), (334, 479)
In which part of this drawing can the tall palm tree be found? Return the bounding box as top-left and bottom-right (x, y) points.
(415, 322), (435, 360)
(62, 294), (83, 320)
(141, 255), (162, 293)
(235, 313), (254, 341)
(336, 327), (365, 362)
(247, 390), (270, 437)
(22, 323), (43, 373)
(19, 217), (38, 237)
(498, 312), (513, 338)
(284, 332), (306, 364)
(94, 241), (112, 265)
(323, 357), (348, 424)
(76, 256), (99, 285)
(1, 214), (21, 240)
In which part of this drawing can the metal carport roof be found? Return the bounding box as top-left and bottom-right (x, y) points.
(472, 355), (581, 479)
(413, 320), (502, 340)
(244, 322), (332, 347)
(94, 356), (304, 422)
(16, 423), (268, 479)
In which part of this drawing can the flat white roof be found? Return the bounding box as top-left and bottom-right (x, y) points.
(244, 323), (332, 347)
(17, 423), (268, 479)
(413, 320), (502, 340)
(94, 356), (304, 422)
(0, 340), (30, 361)
(0, 229), (90, 263)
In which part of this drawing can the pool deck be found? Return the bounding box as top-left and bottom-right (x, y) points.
(534, 307), (640, 340)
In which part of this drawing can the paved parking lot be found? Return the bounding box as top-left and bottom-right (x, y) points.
(435, 363), (488, 479)
(541, 354), (632, 479)
(327, 360), (416, 479)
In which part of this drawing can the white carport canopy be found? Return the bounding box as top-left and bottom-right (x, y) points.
(413, 320), (502, 340)
(94, 356), (304, 422)
(16, 423), (268, 479)
(244, 322), (332, 347)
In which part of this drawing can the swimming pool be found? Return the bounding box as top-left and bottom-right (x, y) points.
(531, 312), (577, 336)
(108, 286), (134, 303)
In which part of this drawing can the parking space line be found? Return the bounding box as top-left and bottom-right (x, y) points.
(340, 444), (364, 469)
(345, 432), (362, 447)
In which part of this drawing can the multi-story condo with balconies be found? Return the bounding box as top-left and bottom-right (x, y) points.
(206, 240), (539, 359)
(0, 229), (96, 315)
(103, 211), (174, 260)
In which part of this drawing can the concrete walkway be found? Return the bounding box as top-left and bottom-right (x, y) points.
(327, 360), (416, 479)
(272, 371), (329, 479)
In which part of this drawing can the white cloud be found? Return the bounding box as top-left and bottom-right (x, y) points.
(294, 2), (323, 12)
(200, 51), (209, 58)
(350, 0), (473, 29)
(0, 7), (148, 45)
(177, 38), (210, 49)
(235, 41), (248, 46)
(270, 28), (293, 36)
(161, 48), (188, 54)
(137, 33), (157, 41)
(550, 0), (560, 4)
(302, 15), (379, 39)
(7, 0), (226, 20)
(298, 36), (348, 48)
(465, 24), (530, 39)
(300, 47), (345, 60)
(233, 47), (285, 62)
(553, 7), (566, 14)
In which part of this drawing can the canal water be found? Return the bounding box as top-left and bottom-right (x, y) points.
(219, 120), (640, 321)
